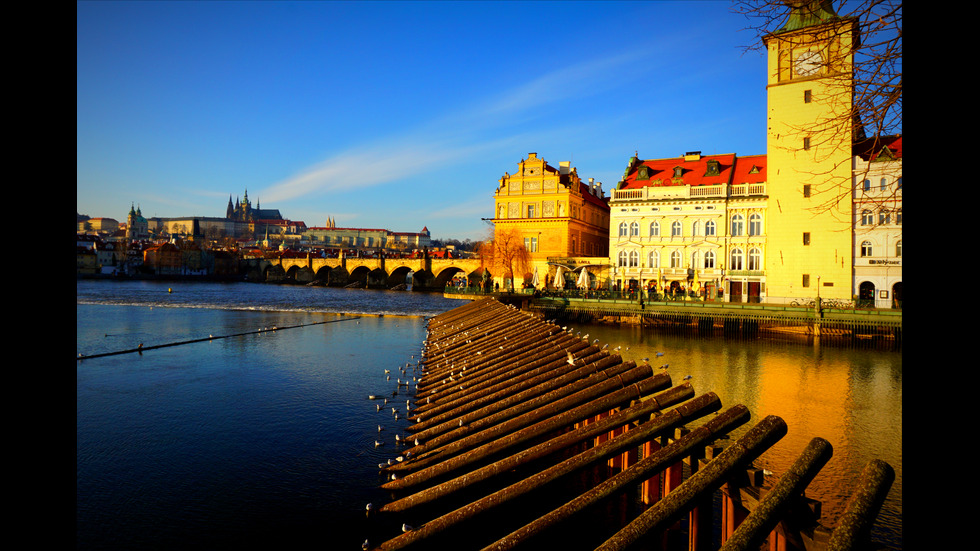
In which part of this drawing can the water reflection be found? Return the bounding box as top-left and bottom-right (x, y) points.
(570, 323), (901, 538)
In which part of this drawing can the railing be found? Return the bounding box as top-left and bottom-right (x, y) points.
(610, 183), (766, 203)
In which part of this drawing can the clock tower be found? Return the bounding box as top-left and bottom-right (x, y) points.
(763, 0), (860, 302)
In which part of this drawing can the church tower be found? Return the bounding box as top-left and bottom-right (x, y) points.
(763, 0), (859, 302)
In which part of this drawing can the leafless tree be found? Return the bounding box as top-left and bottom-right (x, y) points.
(732, 0), (901, 219)
(478, 227), (531, 293)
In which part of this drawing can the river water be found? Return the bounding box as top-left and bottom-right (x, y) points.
(76, 280), (901, 550)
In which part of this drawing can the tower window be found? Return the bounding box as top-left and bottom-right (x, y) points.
(803, 232), (811, 245)
(803, 137), (811, 150)
(804, 90), (812, 103)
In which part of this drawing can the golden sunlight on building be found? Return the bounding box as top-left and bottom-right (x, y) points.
(491, 153), (610, 290)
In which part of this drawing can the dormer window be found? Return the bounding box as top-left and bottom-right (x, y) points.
(705, 160), (720, 176)
(637, 165), (650, 180)
(673, 166), (684, 178)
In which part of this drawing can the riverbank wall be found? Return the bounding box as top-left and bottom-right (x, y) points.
(443, 293), (902, 349)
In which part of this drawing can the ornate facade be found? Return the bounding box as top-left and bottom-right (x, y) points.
(492, 152), (609, 288)
(609, 152), (767, 300)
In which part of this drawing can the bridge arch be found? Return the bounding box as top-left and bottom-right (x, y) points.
(314, 265), (348, 287)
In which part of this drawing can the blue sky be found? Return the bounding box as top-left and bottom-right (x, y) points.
(77, 0), (769, 242)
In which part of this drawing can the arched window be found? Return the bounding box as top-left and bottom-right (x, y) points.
(648, 249), (660, 268)
(880, 177), (888, 190)
(670, 250), (682, 268)
(692, 220), (701, 236)
(649, 221), (660, 237)
(691, 250), (700, 269)
(629, 250), (639, 267)
(671, 220), (682, 237)
(730, 248), (744, 270)
(629, 221), (640, 237)
(618, 222), (628, 237)
(748, 248), (761, 270)
(731, 214), (744, 236)
(861, 210), (873, 225)
(861, 240), (873, 257)
(704, 250), (716, 269)
(618, 250), (628, 266)
(705, 220), (716, 236)
(863, 179), (871, 191)
(749, 213), (762, 236)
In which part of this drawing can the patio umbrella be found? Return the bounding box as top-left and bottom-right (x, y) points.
(554, 266), (564, 289)
(531, 266), (539, 287)
(577, 268), (590, 289)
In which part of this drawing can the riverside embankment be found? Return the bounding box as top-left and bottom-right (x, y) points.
(443, 291), (902, 349)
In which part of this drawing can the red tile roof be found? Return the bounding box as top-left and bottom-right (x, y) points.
(853, 135), (902, 161)
(620, 153), (765, 189)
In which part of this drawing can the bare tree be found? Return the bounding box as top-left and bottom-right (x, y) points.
(478, 227), (531, 293)
(732, 0), (901, 218)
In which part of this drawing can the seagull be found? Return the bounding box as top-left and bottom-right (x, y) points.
(567, 352), (576, 365)
(402, 524), (414, 533)
(660, 364), (669, 370)
(656, 351), (665, 357)
(683, 375), (693, 381)
(375, 440), (383, 447)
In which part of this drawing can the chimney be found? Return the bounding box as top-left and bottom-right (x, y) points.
(559, 161), (570, 175)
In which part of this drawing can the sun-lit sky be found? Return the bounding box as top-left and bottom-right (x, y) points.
(77, 0), (769, 241)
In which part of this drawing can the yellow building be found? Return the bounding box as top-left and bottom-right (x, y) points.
(491, 152), (610, 289)
(609, 151), (767, 301)
(763, 1), (859, 302)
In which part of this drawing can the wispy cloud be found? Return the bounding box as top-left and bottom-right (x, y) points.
(258, 47), (661, 205)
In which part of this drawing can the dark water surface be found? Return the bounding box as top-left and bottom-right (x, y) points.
(76, 280), (900, 550)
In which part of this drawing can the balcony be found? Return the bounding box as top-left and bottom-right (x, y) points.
(611, 183), (765, 202)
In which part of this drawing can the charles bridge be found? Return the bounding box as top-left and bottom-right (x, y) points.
(240, 253), (484, 291)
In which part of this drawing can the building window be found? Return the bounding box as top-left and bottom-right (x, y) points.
(803, 184), (811, 197)
(861, 240), (873, 257)
(863, 179), (871, 191)
(692, 220), (700, 236)
(527, 204), (535, 218)
(803, 232), (810, 245)
(670, 250), (682, 268)
(748, 248), (761, 270)
(730, 248), (744, 270)
(803, 137), (810, 150)
(895, 209), (902, 224)
(896, 240), (902, 257)
(731, 214), (744, 236)
(618, 250), (628, 267)
(629, 221), (640, 237)
(749, 213), (762, 236)
(880, 177), (888, 190)
(705, 220), (716, 236)
(629, 250), (639, 267)
(649, 221), (660, 237)
(804, 89), (812, 103)
(705, 250), (716, 269)
(861, 210), (873, 225)
(671, 221), (682, 237)
(618, 222), (628, 237)
(524, 237), (538, 252)
(803, 274), (810, 287)
(648, 249), (660, 268)
(878, 210), (890, 224)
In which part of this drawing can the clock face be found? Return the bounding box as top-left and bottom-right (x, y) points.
(795, 51), (823, 76)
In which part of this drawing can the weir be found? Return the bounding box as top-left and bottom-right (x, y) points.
(364, 298), (894, 551)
